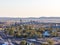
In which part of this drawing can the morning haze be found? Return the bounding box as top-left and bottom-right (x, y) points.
(0, 0), (60, 17)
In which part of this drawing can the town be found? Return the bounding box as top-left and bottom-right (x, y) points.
(0, 18), (60, 45)
(0, 0), (60, 45)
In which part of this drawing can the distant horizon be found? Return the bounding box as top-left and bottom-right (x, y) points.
(0, 16), (60, 18)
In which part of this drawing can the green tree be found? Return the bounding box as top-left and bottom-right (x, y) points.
(9, 29), (14, 36)
(15, 31), (21, 37)
(20, 40), (27, 45)
(31, 43), (35, 45)
(51, 30), (58, 37)
(47, 39), (54, 45)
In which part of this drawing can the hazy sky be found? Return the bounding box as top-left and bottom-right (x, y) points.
(0, 0), (60, 17)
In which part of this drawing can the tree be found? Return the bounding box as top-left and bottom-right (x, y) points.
(4, 28), (9, 34)
(47, 39), (54, 45)
(15, 31), (21, 38)
(9, 29), (14, 36)
(20, 40), (27, 45)
(37, 32), (43, 38)
(31, 43), (35, 45)
(51, 30), (58, 37)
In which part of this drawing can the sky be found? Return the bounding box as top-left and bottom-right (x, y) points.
(0, 0), (60, 17)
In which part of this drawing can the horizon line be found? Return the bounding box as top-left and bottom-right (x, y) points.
(0, 16), (60, 18)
